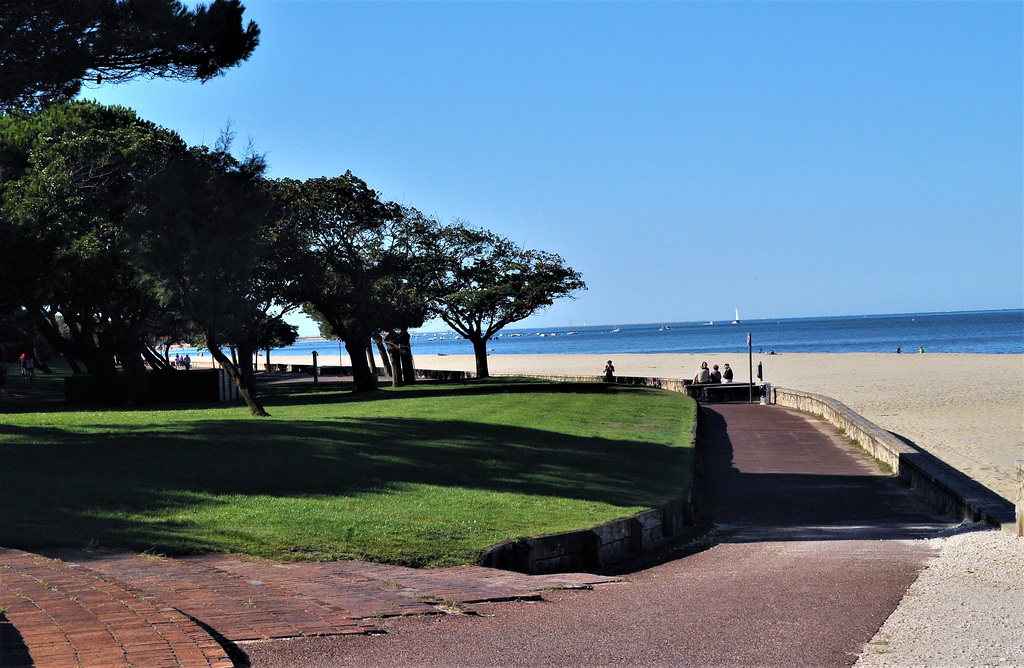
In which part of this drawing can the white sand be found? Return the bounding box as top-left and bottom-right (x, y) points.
(855, 527), (1024, 667)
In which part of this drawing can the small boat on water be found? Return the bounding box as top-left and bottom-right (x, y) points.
(732, 308), (740, 325)
(611, 328), (622, 333)
(659, 326), (671, 331)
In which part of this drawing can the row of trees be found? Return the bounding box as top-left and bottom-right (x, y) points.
(0, 101), (585, 416)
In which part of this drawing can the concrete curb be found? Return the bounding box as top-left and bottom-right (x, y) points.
(771, 387), (1018, 534)
(477, 405), (710, 574)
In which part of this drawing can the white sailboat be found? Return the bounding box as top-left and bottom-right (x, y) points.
(732, 308), (740, 324)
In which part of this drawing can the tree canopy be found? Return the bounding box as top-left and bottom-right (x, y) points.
(0, 0), (260, 110)
(0, 100), (187, 402)
(272, 173), (406, 392)
(1, 100), (585, 410)
(128, 143), (287, 416)
(426, 224), (586, 377)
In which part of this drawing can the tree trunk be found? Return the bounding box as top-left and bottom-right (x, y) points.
(383, 331), (402, 388)
(365, 341), (378, 375)
(471, 337), (489, 378)
(373, 334), (393, 376)
(344, 335), (378, 392)
(399, 328), (416, 385)
(118, 342), (151, 404)
(206, 334), (269, 416)
(236, 342), (259, 399)
(143, 344), (170, 371)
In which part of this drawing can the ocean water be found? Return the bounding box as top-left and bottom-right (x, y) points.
(270, 309), (1023, 359)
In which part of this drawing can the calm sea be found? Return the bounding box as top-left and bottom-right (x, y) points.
(270, 309), (1023, 359)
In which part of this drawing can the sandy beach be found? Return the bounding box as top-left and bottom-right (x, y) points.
(264, 350), (1023, 504)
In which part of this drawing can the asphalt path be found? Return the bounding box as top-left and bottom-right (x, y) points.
(243, 404), (954, 668)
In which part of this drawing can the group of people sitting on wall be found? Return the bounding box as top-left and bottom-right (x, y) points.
(692, 361), (733, 384)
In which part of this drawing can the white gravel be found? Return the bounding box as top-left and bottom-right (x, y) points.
(856, 526), (1024, 667)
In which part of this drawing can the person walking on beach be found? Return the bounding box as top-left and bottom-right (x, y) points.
(604, 360), (615, 382)
(723, 363), (734, 382)
(693, 362), (710, 384)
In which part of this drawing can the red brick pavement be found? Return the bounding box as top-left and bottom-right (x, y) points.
(0, 549), (232, 668)
(1, 547), (617, 667)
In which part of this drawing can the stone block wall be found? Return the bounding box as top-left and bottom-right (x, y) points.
(773, 387), (1018, 533)
(477, 410), (709, 575)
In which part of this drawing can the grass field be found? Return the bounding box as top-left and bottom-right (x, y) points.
(0, 375), (696, 567)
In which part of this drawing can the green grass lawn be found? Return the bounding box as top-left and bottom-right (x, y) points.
(0, 376), (695, 567)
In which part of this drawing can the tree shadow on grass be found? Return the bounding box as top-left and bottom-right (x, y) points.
(0, 413), (692, 556)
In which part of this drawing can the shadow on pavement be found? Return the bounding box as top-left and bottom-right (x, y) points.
(701, 405), (958, 544)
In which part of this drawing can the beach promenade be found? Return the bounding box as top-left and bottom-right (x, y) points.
(4, 395), (1007, 667)
(3, 356), (1022, 666)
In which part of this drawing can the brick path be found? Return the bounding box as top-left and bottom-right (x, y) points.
(0, 548), (616, 667)
(0, 549), (232, 668)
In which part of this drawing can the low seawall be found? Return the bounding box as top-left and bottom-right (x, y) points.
(772, 387), (1017, 534)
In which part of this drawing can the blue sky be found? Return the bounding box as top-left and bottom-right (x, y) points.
(84, 1), (1023, 334)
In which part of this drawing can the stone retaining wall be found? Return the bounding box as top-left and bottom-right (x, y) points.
(478, 410), (710, 574)
(772, 387), (1018, 534)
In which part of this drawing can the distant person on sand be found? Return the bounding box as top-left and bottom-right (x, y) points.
(710, 364), (722, 383)
(693, 362), (710, 384)
(184, 354), (191, 371)
(897, 346), (901, 354)
(604, 360), (615, 382)
(722, 363), (733, 383)
(919, 347), (925, 354)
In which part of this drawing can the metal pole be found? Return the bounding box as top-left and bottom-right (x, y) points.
(312, 351), (319, 385)
(748, 332), (753, 403)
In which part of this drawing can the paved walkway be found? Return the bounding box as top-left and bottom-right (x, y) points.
(1, 404), (956, 667)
